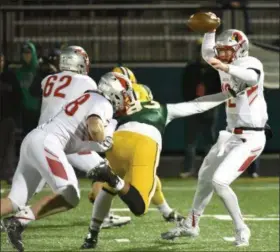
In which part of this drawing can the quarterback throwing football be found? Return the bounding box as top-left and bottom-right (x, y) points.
(162, 16), (268, 247)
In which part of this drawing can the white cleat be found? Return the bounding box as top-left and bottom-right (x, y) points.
(234, 225), (251, 247)
(161, 218), (200, 240)
(101, 213), (131, 229)
(0, 220), (6, 232)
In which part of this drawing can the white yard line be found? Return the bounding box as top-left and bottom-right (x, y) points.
(111, 209), (279, 222)
(0, 184), (278, 195)
(115, 239), (130, 243)
(162, 185), (279, 191)
(223, 237), (235, 242)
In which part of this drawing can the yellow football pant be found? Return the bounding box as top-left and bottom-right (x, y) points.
(105, 131), (159, 214)
(151, 176), (165, 206)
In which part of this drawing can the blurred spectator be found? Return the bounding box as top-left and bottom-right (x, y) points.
(247, 159), (260, 178)
(16, 42), (40, 136)
(0, 52), (21, 184)
(30, 48), (61, 99)
(216, 0), (251, 34)
(180, 40), (221, 178)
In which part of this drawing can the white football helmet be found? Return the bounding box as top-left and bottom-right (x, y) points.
(98, 72), (135, 113)
(59, 45), (89, 75)
(215, 29), (249, 63)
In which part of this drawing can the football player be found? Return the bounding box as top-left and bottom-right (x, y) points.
(80, 73), (234, 249)
(161, 20), (268, 247)
(113, 67), (184, 221)
(0, 70), (134, 251)
(33, 48), (130, 230)
(85, 67), (184, 232)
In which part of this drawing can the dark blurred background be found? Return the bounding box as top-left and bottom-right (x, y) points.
(0, 0), (279, 181)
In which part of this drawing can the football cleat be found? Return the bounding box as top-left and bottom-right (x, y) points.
(87, 160), (120, 189)
(80, 228), (99, 249)
(163, 210), (185, 223)
(161, 219), (199, 240)
(161, 212), (200, 240)
(235, 225), (251, 247)
(3, 216), (25, 252)
(101, 213), (131, 229)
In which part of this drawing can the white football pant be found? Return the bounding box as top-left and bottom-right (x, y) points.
(191, 130), (265, 230)
(8, 129), (81, 210)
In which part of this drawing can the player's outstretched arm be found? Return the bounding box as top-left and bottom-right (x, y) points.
(166, 92), (227, 124)
(201, 30), (216, 62)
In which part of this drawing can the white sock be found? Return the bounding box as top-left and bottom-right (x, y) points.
(192, 179), (214, 215)
(157, 201), (173, 217)
(213, 182), (246, 230)
(115, 177), (125, 191)
(90, 190), (114, 231)
(15, 206), (35, 226)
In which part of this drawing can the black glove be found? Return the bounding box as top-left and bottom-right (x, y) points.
(264, 123), (273, 140)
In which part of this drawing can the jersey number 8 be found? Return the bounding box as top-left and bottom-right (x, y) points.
(65, 93), (90, 116)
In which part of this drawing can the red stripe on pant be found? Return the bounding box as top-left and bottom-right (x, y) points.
(78, 151), (92, 155)
(45, 156), (68, 180)
(238, 155), (257, 172)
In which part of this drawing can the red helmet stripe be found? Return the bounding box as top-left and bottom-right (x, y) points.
(115, 75), (128, 90)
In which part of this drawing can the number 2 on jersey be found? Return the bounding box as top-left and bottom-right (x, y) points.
(222, 83), (236, 108)
(43, 75), (72, 98)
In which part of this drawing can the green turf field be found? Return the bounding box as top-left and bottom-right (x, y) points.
(1, 178), (279, 251)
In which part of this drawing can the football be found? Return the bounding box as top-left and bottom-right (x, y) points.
(187, 12), (221, 33)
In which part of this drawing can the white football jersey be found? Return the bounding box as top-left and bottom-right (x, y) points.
(39, 92), (113, 154)
(39, 71), (97, 125)
(202, 32), (268, 130)
(219, 56), (268, 129)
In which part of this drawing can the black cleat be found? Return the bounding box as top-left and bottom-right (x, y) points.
(163, 210), (185, 223)
(80, 229), (99, 249)
(87, 160), (120, 188)
(3, 217), (25, 252)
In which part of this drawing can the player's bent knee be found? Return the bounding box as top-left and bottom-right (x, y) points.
(119, 185), (146, 216)
(212, 179), (228, 197)
(59, 184), (80, 207)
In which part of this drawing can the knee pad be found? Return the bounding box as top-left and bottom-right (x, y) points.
(119, 185), (145, 216)
(59, 184), (80, 207)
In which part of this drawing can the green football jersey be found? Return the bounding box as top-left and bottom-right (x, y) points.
(117, 101), (168, 136)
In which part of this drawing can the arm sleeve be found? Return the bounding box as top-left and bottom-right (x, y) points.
(201, 32), (216, 62)
(228, 65), (260, 86)
(104, 119), (117, 137)
(87, 97), (113, 124)
(166, 92), (227, 124)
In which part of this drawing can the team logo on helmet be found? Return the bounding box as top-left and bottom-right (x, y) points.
(231, 32), (243, 42)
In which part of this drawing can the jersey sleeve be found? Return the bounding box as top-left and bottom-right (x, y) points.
(166, 92), (227, 124)
(229, 57), (263, 86)
(201, 32), (216, 63)
(87, 94), (113, 124)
